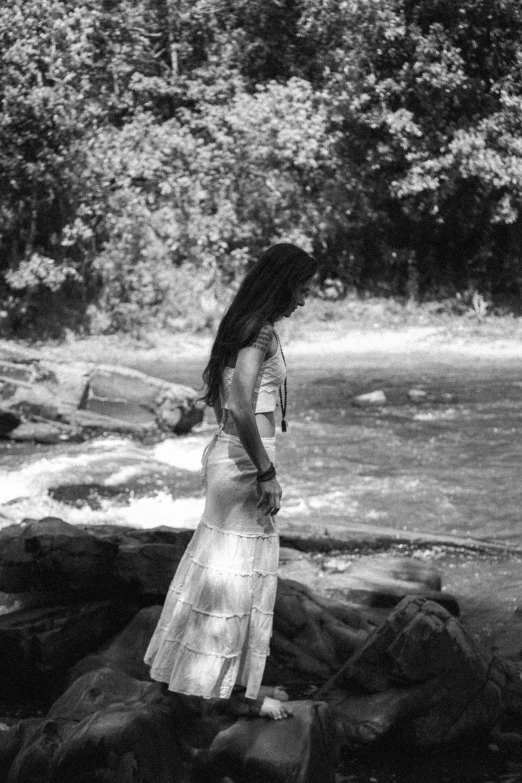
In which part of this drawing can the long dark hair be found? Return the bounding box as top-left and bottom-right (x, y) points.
(202, 243), (317, 406)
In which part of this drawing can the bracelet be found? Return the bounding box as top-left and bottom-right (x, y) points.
(257, 462), (276, 482)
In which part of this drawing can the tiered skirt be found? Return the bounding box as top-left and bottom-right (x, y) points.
(144, 430), (278, 700)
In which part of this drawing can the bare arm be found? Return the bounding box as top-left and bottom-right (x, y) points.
(227, 338), (273, 474)
(227, 325), (281, 515)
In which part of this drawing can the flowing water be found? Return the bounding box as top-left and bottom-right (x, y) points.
(2, 338), (522, 539)
(2, 336), (522, 782)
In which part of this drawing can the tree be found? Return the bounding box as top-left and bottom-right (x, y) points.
(298, 0), (522, 297)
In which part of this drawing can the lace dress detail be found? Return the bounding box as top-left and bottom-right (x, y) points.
(144, 431), (278, 699)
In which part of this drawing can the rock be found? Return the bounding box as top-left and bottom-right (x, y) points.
(303, 591), (371, 631)
(85, 397), (158, 427)
(86, 365), (204, 436)
(0, 359), (39, 385)
(0, 520), (371, 695)
(157, 404), (182, 431)
(488, 656), (522, 723)
(65, 615), (340, 783)
(46, 362), (91, 413)
(0, 409), (21, 436)
(277, 548), (326, 586)
(335, 555), (459, 616)
(114, 541), (188, 595)
(88, 367), (166, 406)
(274, 580), (310, 638)
(0, 518), (118, 594)
(92, 525), (195, 595)
(0, 590), (59, 616)
(317, 596), (503, 748)
(156, 387), (205, 435)
(0, 525), (38, 594)
(2, 384), (60, 420)
(0, 718), (41, 782)
(322, 683), (438, 747)
(4, 667), (337, 783)
(0, 350), (204, 444)
(271, 629), (335, 682)
(48, 482), (132, 509)
(352, 390), (386, 407)
(198, 700), (339, 783)
(495, 731), (522, 759)
(268, 579), (369, 685)
(0, 600), (139, 702)
(408, 388), (427, 402)
(49, 666), (163, 722)
(71, 578), (370, 696)
(7, 421), (73, 444)
(69, 605), (162, 684)
(0, 520), (198, 596)
(5, 668), (190, 783)
(105, 525), (195, 550)
(279, 546), (307, 564)
(69, 407), (158, 437)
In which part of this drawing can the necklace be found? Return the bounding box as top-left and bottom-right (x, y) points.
(274, 331), (288, 433)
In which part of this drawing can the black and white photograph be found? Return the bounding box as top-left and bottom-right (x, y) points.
(2, 2), (522, 782)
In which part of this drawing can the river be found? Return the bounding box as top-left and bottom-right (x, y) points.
(2, 334), (522, 603)
(3, 335), (522, 542)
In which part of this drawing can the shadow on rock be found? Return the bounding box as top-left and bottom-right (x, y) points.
(317, 595), (522, 749)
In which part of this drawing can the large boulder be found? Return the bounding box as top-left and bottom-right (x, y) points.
(267, 579), (370, 686)
(333, 555), (459, 616)
(6, 421), (77, 444)
(2, 666), (338, 783)
(0, 354), (82, 441)
(0, 718), (42, 782)
(0, 598), (139, 702)
(1, 383), (60, 421)
(69, 579), (372, 697)
(4, 668), (190, 783)
(0, 518), (374, 698)
(0, 519), (196, 596)
(0, 518), (118, 594)
(66, 615), (341, 783)
(0, 348), (204, 443)
(69, 605), (162, 685)
(76, 365), (204, 436)
(317, 595), (507, 748)
(197, 700), (339, 783)
(67, 578), (372, 697)
(0, 352), (89, 430)
(114, 538), (192, 596)
(0, 357), (39, 384)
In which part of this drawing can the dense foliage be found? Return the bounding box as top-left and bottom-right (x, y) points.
(2, 0), (522, 335)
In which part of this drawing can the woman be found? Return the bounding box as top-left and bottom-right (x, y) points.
(144, 243), (317, 720)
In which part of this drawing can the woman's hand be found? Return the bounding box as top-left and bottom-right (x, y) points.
(257, 476), (282, 517)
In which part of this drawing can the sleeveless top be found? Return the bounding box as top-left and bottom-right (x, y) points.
(220, 341), (286, 413)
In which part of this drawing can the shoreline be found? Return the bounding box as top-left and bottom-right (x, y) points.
(3, 317), (522, 370)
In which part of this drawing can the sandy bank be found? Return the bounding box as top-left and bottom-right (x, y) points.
(4, 318), (522, 371)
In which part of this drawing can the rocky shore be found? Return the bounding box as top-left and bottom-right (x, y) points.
(3, 338), (522, 781)
(0, 345), (204, 444)
(0, 517), (522, 782)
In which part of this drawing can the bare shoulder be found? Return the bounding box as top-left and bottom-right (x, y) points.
(246, 323), (275, 356)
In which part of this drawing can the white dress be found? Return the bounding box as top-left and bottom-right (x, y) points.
(144, 347), (285, 699)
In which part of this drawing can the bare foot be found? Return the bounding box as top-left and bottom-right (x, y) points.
(259, 685), (290, 702)
(259, 696), (293, 720)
